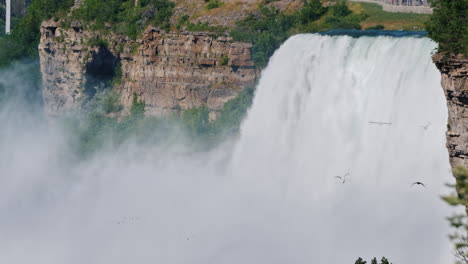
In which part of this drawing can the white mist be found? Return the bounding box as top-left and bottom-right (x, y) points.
(0, 34), (455, 264)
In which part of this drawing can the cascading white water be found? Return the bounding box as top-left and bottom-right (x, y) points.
(228, 34), (454, 263)
(0, 34), (455, 264)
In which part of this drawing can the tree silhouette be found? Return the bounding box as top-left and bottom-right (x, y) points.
(354, 257), (392, 264)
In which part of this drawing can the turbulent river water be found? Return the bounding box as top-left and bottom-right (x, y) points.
(0, 33), (456, 263)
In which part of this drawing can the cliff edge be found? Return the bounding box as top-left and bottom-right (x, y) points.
(433, 53), (468, 167)
(39, 20), (257, 118)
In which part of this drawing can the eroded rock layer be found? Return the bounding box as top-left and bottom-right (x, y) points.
(39, 20), (257, 117)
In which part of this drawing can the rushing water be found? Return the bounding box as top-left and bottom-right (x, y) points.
(0, 34), (455, 263)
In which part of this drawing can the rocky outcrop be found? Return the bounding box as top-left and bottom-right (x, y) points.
(39, 20), (257, 118)
(433, 53), (468, 167)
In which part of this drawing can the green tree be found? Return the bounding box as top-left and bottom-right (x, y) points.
(355, 258), (367, 264)
(442, 166), (468, 263)
(425, 0), (468, 55)
(0, 0), (74, 68)
(355, 257), (392, 264)
(380, 257), (391, 264)
(298, 0), (327, 24)
(332, 0), (352, 17)
(71, 0), (175, 38)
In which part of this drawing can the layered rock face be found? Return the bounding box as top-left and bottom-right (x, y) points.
(120, 29), (255, 116)
(433, 54), (468, 168)
(39, 21), (257, 117)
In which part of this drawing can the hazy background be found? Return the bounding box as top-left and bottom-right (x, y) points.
(0, 34), (458, 264)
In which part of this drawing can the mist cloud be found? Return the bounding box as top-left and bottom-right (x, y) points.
(0, 35), (458, 264)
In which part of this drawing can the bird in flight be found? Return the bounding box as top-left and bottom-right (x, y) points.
(420, 122), (431, 130)
(411, 181), (426, 188)
(335, 172), (350, 184)
(369, 121), (392, 126)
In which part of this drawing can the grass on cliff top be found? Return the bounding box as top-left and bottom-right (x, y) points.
(349, 2), (430, 30)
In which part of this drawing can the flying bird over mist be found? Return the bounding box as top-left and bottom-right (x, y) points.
(411, 181), (426, 188)
(334, 172), (350, 184)
(420, 122), (431, 130)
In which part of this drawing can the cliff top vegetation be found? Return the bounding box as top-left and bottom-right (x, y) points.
(0, 0), (443, 69)
(426, 0), (468, 55)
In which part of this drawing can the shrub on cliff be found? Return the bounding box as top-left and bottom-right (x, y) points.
(206, 0), (223, 10)
(71, 0), (175, 39)
(426, 0), (468, 55)
(230, 6), (297, 67)
(298, 0), (327, 24)
(231, 1), (366, 67)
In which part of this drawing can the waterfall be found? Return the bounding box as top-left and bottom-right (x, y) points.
(0, 34), (455, 264)
(228, 34), (453, 263)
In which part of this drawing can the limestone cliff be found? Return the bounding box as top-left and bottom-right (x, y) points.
(39, 20), (257, 118)
(433, 54), (468, 168)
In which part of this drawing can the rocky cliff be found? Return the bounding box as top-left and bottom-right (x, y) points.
(39, 20), (257, 118)
(433, 54), (468, 168)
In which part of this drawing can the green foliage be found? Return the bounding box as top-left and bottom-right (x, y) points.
(180, 86), (254, 143)
(71, 0), (175, 39)
(210, 86), (254, 136)
(442, 166), (468, 263)
(177, 14), (190, 30)
(68, 85), (254, 156)
(324, 2), (366, 30)
(0, 4), (5, 38)
(186, 21), (227, 34)
(130, 93), (145, 118)
(426, 0), (468, 55)
(176, 14), (226, 34)
(332, 0), (352, 17)
(444, 166), (468, 207)
(298, 0), (326, 24)
(102, 90), (123, 114)
(380, 257), (390, 264)
(0, 60), (42, 110)
(206, 0), (223, 10)
(231, 1), (367, 68)
(230, 6), (297, 67)
(355, 258), (367, 264)
(182, 106), (210, 137)
(87, 35), (109, 48)
(365, 24), (384, 30)
(354, 257), (392, 264)
(113, 61), (123, 86)
(0, 0), (75, 68)
(220, 55), (229, 66)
